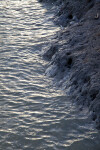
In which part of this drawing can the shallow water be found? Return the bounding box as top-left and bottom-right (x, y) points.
(0, 0), (100, 150)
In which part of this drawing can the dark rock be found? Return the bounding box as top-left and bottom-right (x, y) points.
(92, 112), (97, 121)
(43, 45), (58, 60)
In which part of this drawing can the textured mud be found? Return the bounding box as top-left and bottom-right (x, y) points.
(40, 0), (100, 129)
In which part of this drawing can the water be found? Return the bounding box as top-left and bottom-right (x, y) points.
(0, 0), (100, 150)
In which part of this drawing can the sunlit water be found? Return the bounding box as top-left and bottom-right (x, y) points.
(0, 0), (100, 150)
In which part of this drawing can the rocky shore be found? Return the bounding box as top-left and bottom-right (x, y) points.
(39, 0), (100, 129)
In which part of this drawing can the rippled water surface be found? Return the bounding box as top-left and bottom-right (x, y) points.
(0, 0), (100, 150)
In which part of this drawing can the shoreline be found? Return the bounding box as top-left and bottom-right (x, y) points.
(39, 0), (100, 129)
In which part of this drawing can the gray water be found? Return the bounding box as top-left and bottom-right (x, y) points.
(0, 0), (100, 150)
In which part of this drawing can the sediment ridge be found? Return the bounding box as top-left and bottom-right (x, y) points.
(39, 0), (100, 129)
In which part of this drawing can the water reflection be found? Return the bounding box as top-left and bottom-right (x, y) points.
(0, 0), (100, 150)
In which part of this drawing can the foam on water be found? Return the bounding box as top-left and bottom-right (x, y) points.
(0, 0), (100, 150)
